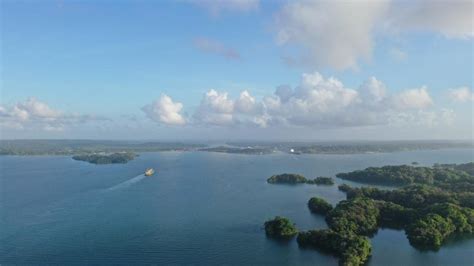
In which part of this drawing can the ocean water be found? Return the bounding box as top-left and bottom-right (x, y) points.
(1, 149), (473, 265)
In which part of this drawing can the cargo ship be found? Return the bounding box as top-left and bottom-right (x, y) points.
(145, 168), (155, 176)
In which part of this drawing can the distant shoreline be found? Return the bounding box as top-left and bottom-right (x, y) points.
(0, 139), (472, 156)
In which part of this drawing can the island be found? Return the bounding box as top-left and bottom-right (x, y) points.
(267, 174), (334, 186)
(308, 197), (333, 215)
(308, 176), (334, 185)
(267, 173), (307, 184)
(264, 216), (298, 239)
(265, 162), (474, 265)
(72, 152), (137, 164)
(335, 163), (473, 186)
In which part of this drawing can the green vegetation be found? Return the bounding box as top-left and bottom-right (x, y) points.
(326, 198), (380, 236)
(308, 176), (334, 185)
(308, 197), (333, 215)
(72, 152), (137, 164)
(338, 184), (474, 251)
(264, 216), (298, 239)
(280, 141), (472, 155)
(267, 173), (308, 184)
(267, 174), (334, 186)
(268, 162), (474, 265)
(336, 164), (473, 188)
(297, 229), (371, 266)
(434, 162), (474, 176)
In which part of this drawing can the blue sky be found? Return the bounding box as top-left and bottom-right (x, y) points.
(1, 0), (473, 140)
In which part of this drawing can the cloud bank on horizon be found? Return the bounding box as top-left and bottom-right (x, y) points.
(141, 72), (457, 129)
(1, 0), (472, 139)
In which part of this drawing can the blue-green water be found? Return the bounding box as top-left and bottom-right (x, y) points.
(1, 149), (473, 265)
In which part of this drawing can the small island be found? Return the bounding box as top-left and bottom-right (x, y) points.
(264, 216), (298, 239)
(308, 197), (333, 215)
(267, 173), (307, 184)
(72, 152), (137, 164)
(267, 174), (334, 186)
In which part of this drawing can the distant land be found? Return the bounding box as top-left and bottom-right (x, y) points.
(72, 152), (137, 164)
(0, 139), (472, 156)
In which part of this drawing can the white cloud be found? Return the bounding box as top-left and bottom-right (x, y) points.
(190, 0), (259, 16)
(389, 0), (474, 39)
(193, 90), (235, 126)
(393, 87), (433, 109)
(449, 87), (474, 102)
(359, 76), (387, 102)
(274, 0), (472, 69)
(191, 72), (443, 129)
(194, 37), (240, 60)
(275, 0), (389, 70)
(193, 89), (268, 127)
(142, 94), (186, 125)
(0, 97), (106, 131)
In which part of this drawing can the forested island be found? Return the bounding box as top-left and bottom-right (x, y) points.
(264, 216), (298, 239)
(267, 174), (334, 186)
(336, 162), (474, 187)
(72, 152), (137, 164)
(265, 162), (474, 265)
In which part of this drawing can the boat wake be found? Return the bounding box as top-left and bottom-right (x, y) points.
(106, 174), (147, 191)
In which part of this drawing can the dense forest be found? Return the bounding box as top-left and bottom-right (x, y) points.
(265, 162), (474, 265)
(264, 216), (298, 239)
(72, 152), (137, 164)
(267, 174), (334, 186)
(336, 163), (474, 187)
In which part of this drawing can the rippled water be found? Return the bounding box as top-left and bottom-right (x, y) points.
(1, 149), (473, 265)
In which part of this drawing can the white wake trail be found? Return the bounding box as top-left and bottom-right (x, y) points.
(107, 174), (147, 191)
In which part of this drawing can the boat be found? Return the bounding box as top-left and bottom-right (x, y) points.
(145, 168), (155, 176)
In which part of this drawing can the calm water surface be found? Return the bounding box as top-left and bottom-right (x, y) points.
(1, 149), (473, 265)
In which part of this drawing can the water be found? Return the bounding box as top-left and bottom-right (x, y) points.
(1, 149), (473, 265)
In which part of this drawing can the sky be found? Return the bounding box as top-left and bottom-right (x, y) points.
(0, 0), (473, 140)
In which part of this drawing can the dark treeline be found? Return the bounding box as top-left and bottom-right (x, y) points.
(267, 174), (334, 186)
(72, 152), (137, 164)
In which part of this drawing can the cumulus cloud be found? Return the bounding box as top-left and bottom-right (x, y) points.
(193, 89), (269, 127)
(190, 0), (259, 16)
(194, 37), (240, 60)
(449, 87), (474, 102)
(274, 0), (473, 69)
(0, 97), (106, 131)
(191, 72), (445, 129)
(142, 94), (186, 125)
(393, 87), (433, 109)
